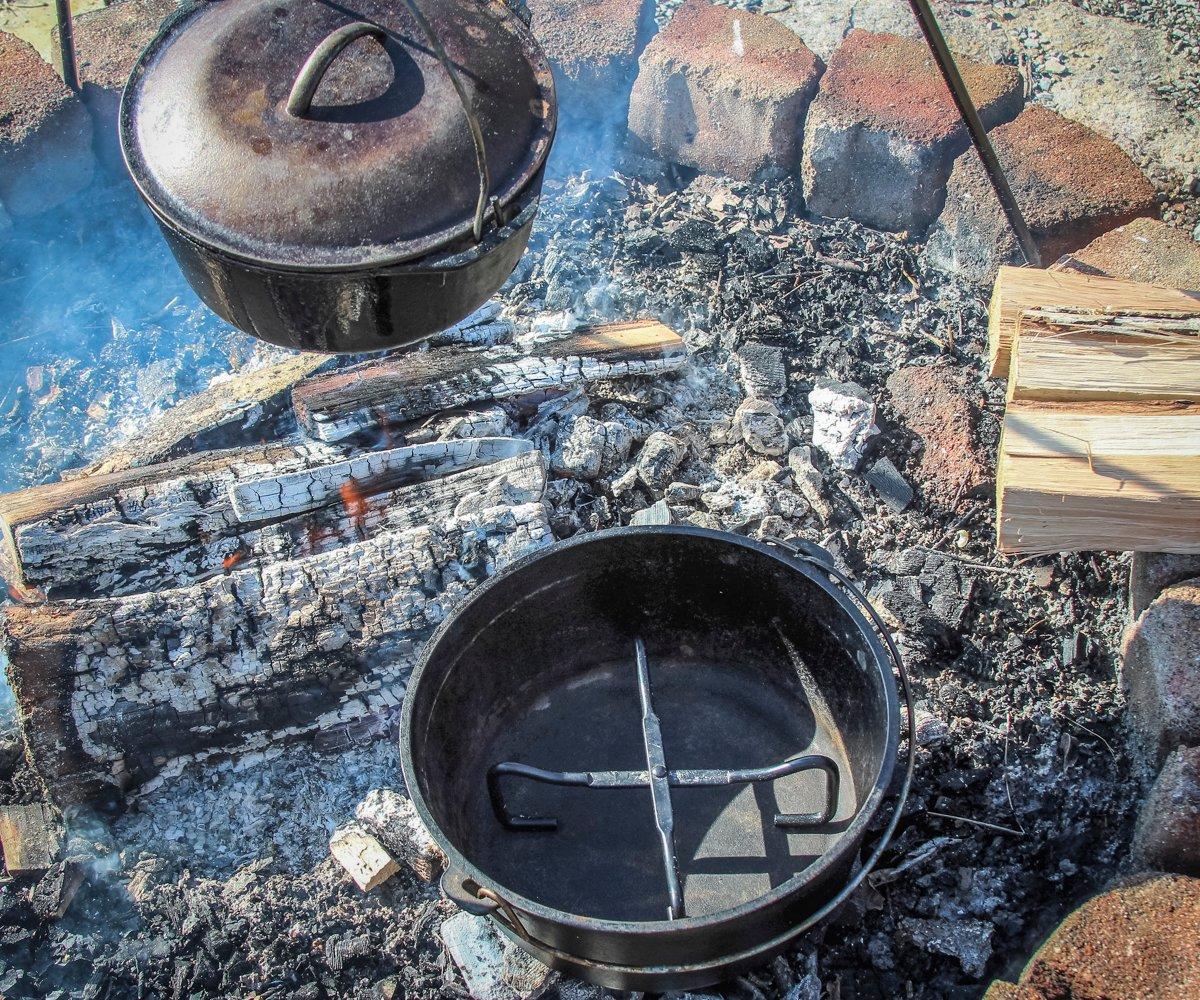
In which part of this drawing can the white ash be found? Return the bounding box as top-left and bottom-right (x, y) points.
(440, 911), (553, 1000)
(733, 398), (789, 456)
(551, 415), (634, 479)
(808, 379), (878, 472)
(635, 431), (687, 492)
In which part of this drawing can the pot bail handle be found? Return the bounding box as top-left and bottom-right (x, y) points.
(286, 22), (387, 118)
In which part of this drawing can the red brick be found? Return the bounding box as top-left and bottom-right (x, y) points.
(528, 0), (656, 125)
(627, 0), (823, 180)
(927, 105), (1157, 284)
(1129, 552), (1200, 620)
(802, 29), (1023, 234)
(1055, 216), (1200, 290)
(0, 29), (93, 216)
(1134, 746), (1200, 876)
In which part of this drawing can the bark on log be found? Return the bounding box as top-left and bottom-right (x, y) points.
(1, 440), (539, 602)
(2, 473), (551, 804)
(71, 353), (335, 478)
(291, 320), (687, 443)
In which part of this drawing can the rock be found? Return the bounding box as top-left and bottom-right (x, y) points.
(987, 873), (1200, 1000)
(1055, 217), (1200, 290)
(863, 456), (912, 513)
(627, 0), (823, 181)
(1133, 746), (1200, 876)
(734, 399), (788, 456)
(736, 342), (786, 400)
(1130, 553), (1200, 620)
(0, 802), (62, 874)
(552, 416), (634, 479)
(0, 30), (94, 216)
(927, 105), (1157, 284)
(635, 431), (687, 492)
(801, 29), (1023, 235)
(808, 379), (877, 471)
(1123, 580), (1200, 761)
(899, 916), (993, 978)
(630, 499), (672, 525)
(55, 0), (174, 172)
(354, 788), (446, 883)
(885, 365), (990, 507)
(527, 0), (657, 126)
(328, 821), (400, 892)
(440, 911), (554, 1000)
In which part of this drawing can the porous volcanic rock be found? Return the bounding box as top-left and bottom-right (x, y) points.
(627, 0), (823, 181)
(884, 364), (991, 508)
(55, 0), (175, 171)
(984, 874), (1200, 1000)
(926, 106), (1157, 284)
(801, 29), (1023, 235)
(1134, 746), (1200, 876)
(0, 30), (93, 216)
(1122, 579), (1200, 761)
(527, 0), (657, 126)
(1054, 216), (1200, 290)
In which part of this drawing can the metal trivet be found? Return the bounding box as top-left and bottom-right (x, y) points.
(487, 638), (841, 920)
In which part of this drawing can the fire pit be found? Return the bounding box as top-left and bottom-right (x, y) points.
(401, 526), (912, 990)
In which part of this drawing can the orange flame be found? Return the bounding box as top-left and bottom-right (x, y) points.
(223, 549), (249, 571)
(340, 477), (369, 534)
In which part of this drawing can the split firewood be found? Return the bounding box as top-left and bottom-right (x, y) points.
(291, 319), (686, 443)
(2, 471), (552, 803)
(72, 352), (336, 477)
(987, 267), (1200, 379)
(329, 821), (400, 892)
(0, 440), (539, 602)
(1007, 308), (1200, 404)
(997, 401), (1200, 554)
(355, 789), (446, 884)
(0, 802), (62, 874)
(231, 437), (532, 521)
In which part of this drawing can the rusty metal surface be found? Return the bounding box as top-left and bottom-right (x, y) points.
(121, 0), (556, 271)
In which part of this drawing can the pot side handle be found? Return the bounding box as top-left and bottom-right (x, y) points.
(286, 22), (387, 118)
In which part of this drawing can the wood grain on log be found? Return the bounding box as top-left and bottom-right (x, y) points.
(291, 320), (686, 443)
(72, 353), (335, 477)
(3, 464), (551, 803)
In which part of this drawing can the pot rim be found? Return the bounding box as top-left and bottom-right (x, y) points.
(400, 525), (902, 938)
(119, 0), (557, 274)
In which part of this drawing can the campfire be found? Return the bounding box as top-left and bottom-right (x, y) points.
(0, 0), (1198, 997)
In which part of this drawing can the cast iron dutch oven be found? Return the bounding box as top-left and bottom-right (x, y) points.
(401, 527), (913, 990)
(121, 0), (556, 353)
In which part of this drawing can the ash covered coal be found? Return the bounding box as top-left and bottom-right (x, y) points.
(0, 162), (1142, 1000)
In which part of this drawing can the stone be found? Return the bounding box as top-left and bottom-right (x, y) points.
(0, 30), (94, 216)
(885, 365), (990, 508)
(440, 912), (553, 1000)
(808, 379), (877, 472)
(0, 802), (62, 874)
(734, 398), (788, 457)
(55, 0), (174, 172)
(899, 916), (993, 978)
(635, 431), (687, 492)
(1133, 746), (1200, 876)
(328, 821), (400, 892)
(988, 874), (1200, 1000)
(627, 0), (823, 181)
(630, 499), (672, 525)
(527, 0), (657, 126)
(927, 106), (1157, 284)
(551, 416), (634, 480)
(1123, 580), (1200, 761)
(801, 29), (1023, 235)
(1055, 217), (1200, 290)
(1130, 553), (1200, 621)
(355, 788), (446, 883)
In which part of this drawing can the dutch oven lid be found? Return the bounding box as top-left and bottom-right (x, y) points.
(121, 0), (556, 271)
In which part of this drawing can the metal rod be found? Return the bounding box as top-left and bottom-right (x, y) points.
(905, 0), (1041, 266)
(53, 0), (79, 93)
(635, 638), (685, 920)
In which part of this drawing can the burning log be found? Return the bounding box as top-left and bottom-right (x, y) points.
(0, 439), (537, 601)
(2, 458), (551, 803)
(291, 320), (686, 443)
(75, 352), (335, 477)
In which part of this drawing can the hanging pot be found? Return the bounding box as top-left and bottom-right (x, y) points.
(120, 0), (556, 353)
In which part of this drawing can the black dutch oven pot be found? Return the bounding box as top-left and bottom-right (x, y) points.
(120, 0), (556, 353)
(401, 527), (914, 990)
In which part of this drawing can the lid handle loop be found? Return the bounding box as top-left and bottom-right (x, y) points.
(286, 21), (387, 118)
(399, 0), (493, 243)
